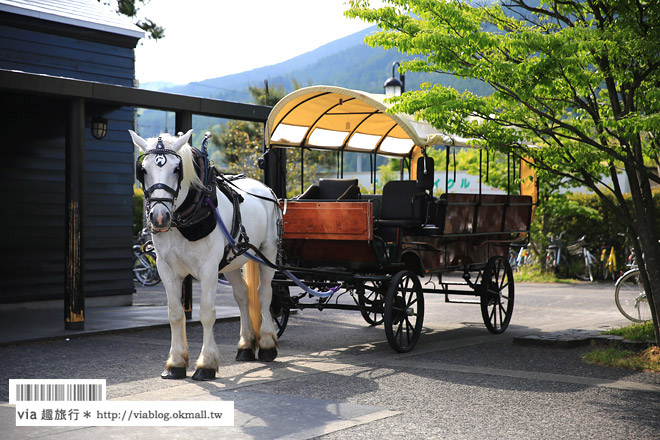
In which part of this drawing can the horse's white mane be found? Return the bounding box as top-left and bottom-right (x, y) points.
(155, 133), (204, 189)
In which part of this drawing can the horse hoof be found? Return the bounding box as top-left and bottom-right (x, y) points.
(258, 347), (278, 362)
(236, 348), (256, 361)
(192, 368), (216, 381)
(161, 367), (187, 379)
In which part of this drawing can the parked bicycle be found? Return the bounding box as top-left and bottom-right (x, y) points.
(509, 241), (534, 272)
(600, 233), (625, 280)
(614, 267), (650, 322)
(566, 235), (599, 282)
(133, 228), (160, 286)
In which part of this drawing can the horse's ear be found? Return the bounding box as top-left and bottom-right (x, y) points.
(172, 129), (193, 151)
(129, 130), (148, 152)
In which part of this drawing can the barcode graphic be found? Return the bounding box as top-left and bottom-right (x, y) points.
(9, 380), (106, 403)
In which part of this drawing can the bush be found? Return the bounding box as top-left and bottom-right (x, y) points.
(530, 188), (660, 263)
(133, 187), (144, 236)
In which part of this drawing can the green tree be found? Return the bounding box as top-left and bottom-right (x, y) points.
(211, 81), (336, 193)
(347, 0), (660, 341)
(99, 0), (164, 39)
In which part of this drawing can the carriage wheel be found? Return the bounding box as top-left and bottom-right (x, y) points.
(270, 284), (291, 338)
(357, 280), (386, 326)
(384, 271), (424, 353)
(480, 256), (515, 334)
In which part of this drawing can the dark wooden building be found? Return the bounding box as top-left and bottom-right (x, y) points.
(0, 0), (144, 306)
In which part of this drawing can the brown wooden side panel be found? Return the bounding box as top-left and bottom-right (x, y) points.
(441, 193), (533, 235)
(444, 201), (476, 234)
(403, 235), (511, 273)
(282, 239), (378, 265)
(281, 201), (373, 240)
(503, 195), (533, 232)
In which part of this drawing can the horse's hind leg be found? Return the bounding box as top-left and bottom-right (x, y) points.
(191, 268), (222, 381)
(257, 243), (279, 362)
(224, 269), (257, 361)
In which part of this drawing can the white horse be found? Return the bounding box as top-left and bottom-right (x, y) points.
(129, 129), (281, 381)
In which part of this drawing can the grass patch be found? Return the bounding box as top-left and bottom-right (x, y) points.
(583, 346), (660, 372)
(513, 265), (579, 283)
(584, 322), (659, 372)
(604, 321), (656, 341)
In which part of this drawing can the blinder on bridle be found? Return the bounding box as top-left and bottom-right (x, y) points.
(135, 136), (184, 216)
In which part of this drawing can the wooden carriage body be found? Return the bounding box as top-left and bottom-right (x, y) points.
(280, 193), (533, 276)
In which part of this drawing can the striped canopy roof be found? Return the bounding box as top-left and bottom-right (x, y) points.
(266, 85), (471, 158)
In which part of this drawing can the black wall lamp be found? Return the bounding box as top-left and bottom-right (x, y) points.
(91, 116), (108, 139)
(384, 61), (405, 96)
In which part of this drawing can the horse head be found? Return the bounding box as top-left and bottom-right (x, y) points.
(129, 129), (193, 232)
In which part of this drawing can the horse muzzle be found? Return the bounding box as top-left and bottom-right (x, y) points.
(149, 203), (172, 232)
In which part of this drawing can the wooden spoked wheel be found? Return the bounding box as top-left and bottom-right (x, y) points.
(480, 256), (515, 334)
(357, 280), (386, 325)
(270, 284), (291, 338)
(384, 271), (424, 353)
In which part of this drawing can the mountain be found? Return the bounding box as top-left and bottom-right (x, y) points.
(137, 26), (491, 137)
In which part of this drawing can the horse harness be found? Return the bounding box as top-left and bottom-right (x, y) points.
(136, 135), (251, 268)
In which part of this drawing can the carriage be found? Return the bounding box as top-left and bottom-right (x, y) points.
(265, 86), (536, 353)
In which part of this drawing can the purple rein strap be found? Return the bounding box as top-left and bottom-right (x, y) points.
(205, 197), (340, 298)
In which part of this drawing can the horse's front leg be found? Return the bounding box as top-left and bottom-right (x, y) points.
(160, 267), (189, 379)
(192, 266), (221, 381)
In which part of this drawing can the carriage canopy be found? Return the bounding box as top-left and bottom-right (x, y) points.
(265, 85), (472, 157)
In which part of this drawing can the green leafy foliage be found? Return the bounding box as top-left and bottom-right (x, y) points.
(346, 0), (660, 341)
(209, 82), (337, 196)
(101, 0), (164, 39)
(133, 187), (144, 236)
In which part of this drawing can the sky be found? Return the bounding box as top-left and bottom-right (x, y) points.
(133, 0), (375, 85)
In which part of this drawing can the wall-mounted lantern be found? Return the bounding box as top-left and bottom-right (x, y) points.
(91, 116), (108, 139)
(384, 61), (405, 96)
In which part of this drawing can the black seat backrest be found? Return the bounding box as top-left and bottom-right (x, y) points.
(319, 178), (359, 200)
(380, 180), (425, 223)
(297, 178), (360, 200)
(416, 156), (434, 193)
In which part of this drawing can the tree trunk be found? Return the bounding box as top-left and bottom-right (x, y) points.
(626, 166), (660, 343)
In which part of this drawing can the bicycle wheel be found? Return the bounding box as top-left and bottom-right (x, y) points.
(575, 251), (597, 282)
(134, 252), (160, 286)
(614, 269), (651, 322)
(508, 249), (518, 271)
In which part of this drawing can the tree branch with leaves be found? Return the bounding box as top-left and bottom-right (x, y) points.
(347, 0), (660, 341)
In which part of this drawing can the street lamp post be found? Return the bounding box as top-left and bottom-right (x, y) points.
(384, 61), (405, 96)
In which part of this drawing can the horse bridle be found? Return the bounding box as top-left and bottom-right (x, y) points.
(136, 137), (183, 220)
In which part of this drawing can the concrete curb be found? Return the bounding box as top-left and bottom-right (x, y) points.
(514, 329), (656, 351)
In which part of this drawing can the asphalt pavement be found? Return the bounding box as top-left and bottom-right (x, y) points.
(0, 279), (658, 439)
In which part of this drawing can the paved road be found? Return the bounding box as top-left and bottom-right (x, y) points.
(1, 280), (658, 439)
